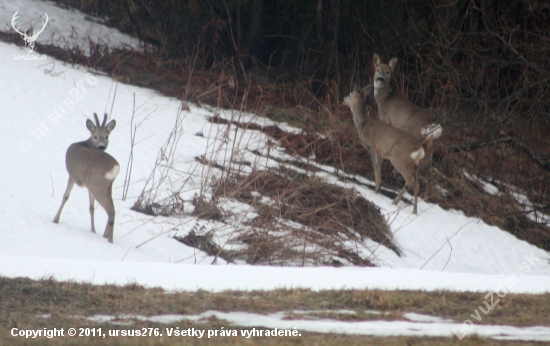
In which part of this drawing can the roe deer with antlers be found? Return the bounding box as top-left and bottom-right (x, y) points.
(365, 54), (442, 183)
(344, 88), (426, 214)
(53, 113), (119, 243)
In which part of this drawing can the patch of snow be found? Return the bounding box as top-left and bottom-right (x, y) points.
(1, 255), (550, 293)
(80, 311), (550, 341)
(403, 312), (454, 323)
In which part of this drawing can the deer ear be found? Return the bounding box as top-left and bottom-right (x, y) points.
(86, 119), (96, 132)
(389, 57), (398, 70)
(373, 53), (381, 67)
(105, 120), (116, 132)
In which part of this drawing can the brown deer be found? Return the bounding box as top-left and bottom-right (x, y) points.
(344, 88), (426, 214)
(366, 54), (442, 183)
(53, 113), (119, 243)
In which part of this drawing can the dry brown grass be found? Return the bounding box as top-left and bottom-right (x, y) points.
(1, 277), (549, 345)
(173, 162), (397, 266)
(4, 276), (550, 327)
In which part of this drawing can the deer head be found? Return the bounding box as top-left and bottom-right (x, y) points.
(373, 54), (398, 90)
(86, 113), (116, 150)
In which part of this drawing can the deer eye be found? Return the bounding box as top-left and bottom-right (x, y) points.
(94, 136), (98, 139)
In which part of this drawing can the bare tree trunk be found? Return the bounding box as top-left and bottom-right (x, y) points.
(312, 0), (340, 97)
(242, 0), (263, 58)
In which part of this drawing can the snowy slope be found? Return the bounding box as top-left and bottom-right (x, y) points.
(1, 38), (548, 281)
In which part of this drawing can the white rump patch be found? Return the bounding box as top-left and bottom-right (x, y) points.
(410, 148), (425, 161)
(105, 164), (120, 181)
(421, 123), (442, 139)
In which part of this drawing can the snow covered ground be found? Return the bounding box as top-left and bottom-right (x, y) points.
(1, 0), (137, 51)
(1, 0), (549, 341)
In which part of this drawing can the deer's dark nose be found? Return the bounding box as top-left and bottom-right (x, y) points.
(98, 146), (106, 150)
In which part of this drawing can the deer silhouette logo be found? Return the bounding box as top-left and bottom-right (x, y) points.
(11, 11), (49, 53)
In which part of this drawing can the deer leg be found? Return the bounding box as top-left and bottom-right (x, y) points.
(392, 171), (420, 215)
(425, 140), (434, 175)
(375, 154), (383, 194)
(53, 177), (75, 223)
(392, 183), (409, 207)
(94, 184), (115, 244)
(89, 192), (96, 233)
(422, 138), (434, 197)
(412, 171), (420, 215)
(368, 147), (382, 193)
(392, 167), (414, 208)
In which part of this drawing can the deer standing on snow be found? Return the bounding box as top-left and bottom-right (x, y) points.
(365, 54), (442, 185)
(344, 88), (426, 214)
(53, 113), (119, 243)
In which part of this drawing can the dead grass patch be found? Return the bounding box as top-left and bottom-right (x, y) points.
(219, 167), (396, 255)
(1, 276), (550, 345)
(172, 163), (397, 266)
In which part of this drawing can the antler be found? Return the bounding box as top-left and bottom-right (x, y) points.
(28, 13), (48, 40)
(11, 11), (48, 40)
(93, 113), (101, 127)
(11, 11), (26, 38)
(101, 113), (108, 127)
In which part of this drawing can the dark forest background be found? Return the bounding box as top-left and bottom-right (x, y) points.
(69, 0), (550, 143)
(74, 0), (550, 106)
